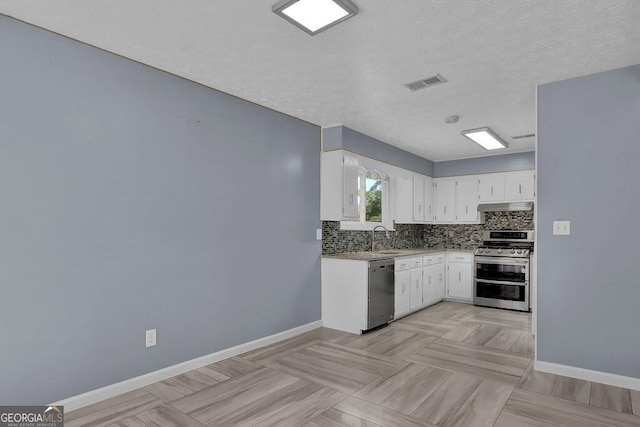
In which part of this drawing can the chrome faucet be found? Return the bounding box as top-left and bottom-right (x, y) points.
(372, 225), (390, 252)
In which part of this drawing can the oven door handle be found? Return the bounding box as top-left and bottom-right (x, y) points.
(474, 257), (529, 266)
(475, 279), (529, 286)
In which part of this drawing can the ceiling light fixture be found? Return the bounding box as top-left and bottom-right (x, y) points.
(461, 127), (508, 151)
(272, 0), (358, 36)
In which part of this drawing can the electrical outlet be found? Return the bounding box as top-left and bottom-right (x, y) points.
(553, 221), (571, 236)
(316, 229), (322, 240)
(146, 329), (157, 348)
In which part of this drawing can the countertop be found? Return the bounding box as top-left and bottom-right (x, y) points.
(322, 247), (476, 261)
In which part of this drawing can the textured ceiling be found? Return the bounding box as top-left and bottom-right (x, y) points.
(1, 0), (639, 160)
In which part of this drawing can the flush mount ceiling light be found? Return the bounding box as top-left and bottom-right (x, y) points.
(272, 0), (359, 36)
(461, 127), (509, 151)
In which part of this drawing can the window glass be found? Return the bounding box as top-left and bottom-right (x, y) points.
(365, 178), (383, 222)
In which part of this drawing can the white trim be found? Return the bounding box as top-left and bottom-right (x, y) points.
(51, 320), (323, 412)
(534, 361), (640, 391)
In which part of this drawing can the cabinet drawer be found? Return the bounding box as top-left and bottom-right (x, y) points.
(410, 257), (423, 269)
(447, 252), (473, 263)
(434, 253), (445, 264)
(395, 258), (411, 271)
(423, 255), (435, 266)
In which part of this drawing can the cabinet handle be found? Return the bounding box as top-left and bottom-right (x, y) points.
(402, 283), (405, 292)
(458, 272), (461, 281)
(444, 206), (447, 214)
(429, 206), (431, 214)
(466, 205), (468, 215)
(349, 194), (354, 205)
(429, 277), (432, 284)
(519, 184), (522, 194)
(418, 204), (422, 213)
(439, 273), (443, 280)
(491, 186), (494, 196)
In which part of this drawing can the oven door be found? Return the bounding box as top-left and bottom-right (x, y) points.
(474, 279), (529, 311)
(475, 256), (529, 283)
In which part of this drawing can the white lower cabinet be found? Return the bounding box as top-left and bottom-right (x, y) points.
(423, 255), (446, 305)
(409, 268), (423, 309)
(394, 270), (411, 317)
(434, 263), (446, 300)
(394, 253), (448, 320)
(446, 252), (474, 301)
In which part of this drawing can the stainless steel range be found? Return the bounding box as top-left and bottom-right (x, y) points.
(474, 230), (534, 312)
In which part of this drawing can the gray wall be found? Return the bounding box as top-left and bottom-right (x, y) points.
(433, 151), (535, 177)
(537, 64), (640, 378)
(323, 125), (435, 176)
(0, 15), (321, 404)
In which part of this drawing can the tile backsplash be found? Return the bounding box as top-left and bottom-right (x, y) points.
(322, 211), (534, 254)
(322, 221), (427, 254)
(423, 211), (534, 249)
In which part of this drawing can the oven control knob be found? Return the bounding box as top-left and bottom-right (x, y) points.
(517, 250), (523, 254)
(510, 249), (516, 254)
(497, 249), (503, 254)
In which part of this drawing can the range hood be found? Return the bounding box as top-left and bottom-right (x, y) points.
(477, 202), (534, 212)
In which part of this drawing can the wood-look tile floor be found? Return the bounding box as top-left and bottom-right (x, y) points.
(67, 302), (640, 426)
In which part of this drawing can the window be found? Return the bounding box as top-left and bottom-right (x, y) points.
(365, 177), (382, 222)
(341, 169), (393, 230)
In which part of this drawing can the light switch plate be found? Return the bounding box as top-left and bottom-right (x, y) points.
(316, 229), (322, 240)
(553, 221), (571, 235)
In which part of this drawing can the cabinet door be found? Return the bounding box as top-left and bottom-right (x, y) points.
(342, 154), (359, 219)
(422, 265), (436, 304)
(424, 176), (434, 223)
(413, 175), (425, 222)
(478, 174), (505, 202)
(435, 178), (456, 222)
(435, 263), (446, 301)
(505, 170), (535, 201)
(447, 263), (473, 301)
(410, 268), (423, 309)
(456, 176), (479, 222)
(394, 271), (411, 317)
(393, 175), (413, 223)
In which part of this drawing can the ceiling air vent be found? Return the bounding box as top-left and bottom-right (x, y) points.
(512, 133), (535, 140)
(404, 74), (447, 92)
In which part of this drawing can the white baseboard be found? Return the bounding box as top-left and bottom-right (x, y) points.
(52, 320), (323, 412)
(535, 360), (640, 391)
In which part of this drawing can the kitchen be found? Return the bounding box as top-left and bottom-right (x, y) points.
(1, 1), (640, 426)
(320, 127), (537, 335)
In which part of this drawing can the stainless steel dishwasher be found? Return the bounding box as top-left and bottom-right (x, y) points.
(367, 259), (395, 331)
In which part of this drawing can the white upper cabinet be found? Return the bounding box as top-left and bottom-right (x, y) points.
(411, 174), (434, 223)
(434, 178), (456, 223)
(324, 149), (533, 225)
(413, 174), (425, 222)
(342, 154), (359, 219)
(321, 151), (360, 221)
(395, 173), (433, 224)
(478, 173), (505, 202)
(424, 176), (434, 222)
(505, 170), (535, 201)
(478, 170), (535, 203)
(456, 176), (479, 222)
(393, 174), (413, 223)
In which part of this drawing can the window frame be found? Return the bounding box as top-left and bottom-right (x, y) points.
(340, 168), (394, 231)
